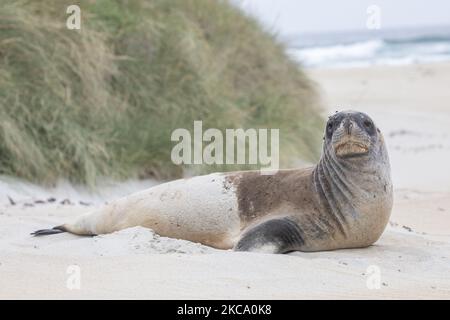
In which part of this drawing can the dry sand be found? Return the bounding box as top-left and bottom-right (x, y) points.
(1, 63), (450, 299)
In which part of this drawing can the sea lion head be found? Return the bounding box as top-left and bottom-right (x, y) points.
(324, 110), (386, 162)
(319, 110), (392, 247)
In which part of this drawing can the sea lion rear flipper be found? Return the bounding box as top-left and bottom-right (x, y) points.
(31, 225), (67, 236)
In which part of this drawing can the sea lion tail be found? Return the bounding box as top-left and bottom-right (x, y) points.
(31, 225), (67, 236)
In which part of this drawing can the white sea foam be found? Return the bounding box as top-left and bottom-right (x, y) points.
(287, 28), (450, 68)
(289, 39), (384, 67)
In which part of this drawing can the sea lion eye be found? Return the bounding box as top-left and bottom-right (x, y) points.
(363, 120), (372, 129)
(327, 122), (333, 131)
(326, 121), (334, 139)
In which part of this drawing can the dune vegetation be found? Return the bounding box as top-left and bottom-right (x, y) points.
(0, 0), (323, 186)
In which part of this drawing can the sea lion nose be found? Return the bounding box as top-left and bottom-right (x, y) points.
(343, 119), (353, 135)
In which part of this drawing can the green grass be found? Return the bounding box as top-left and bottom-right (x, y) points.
(0, 0), (324, 186)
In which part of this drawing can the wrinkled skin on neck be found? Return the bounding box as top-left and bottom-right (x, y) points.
(312, 111), (393, 248)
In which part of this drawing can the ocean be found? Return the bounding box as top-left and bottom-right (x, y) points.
(284, 25), (450, 68)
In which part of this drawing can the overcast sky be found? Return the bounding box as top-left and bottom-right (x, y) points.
(236, 0), (450, 35)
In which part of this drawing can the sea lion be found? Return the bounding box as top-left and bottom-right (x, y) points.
(32, 110), (393, 254)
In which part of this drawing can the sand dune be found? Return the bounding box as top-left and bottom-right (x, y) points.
(1, 63), (450, 299)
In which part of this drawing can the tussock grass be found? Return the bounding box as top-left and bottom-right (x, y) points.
(0, 0), (323, 186)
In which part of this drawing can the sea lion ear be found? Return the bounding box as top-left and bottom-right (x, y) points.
(376, 128), (381, 133)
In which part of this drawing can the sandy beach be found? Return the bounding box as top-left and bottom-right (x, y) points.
(1, 62), (450, 299)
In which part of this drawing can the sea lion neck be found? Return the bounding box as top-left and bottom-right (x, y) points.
(312, 136), (392, 235)
(316, 140), (391, 198)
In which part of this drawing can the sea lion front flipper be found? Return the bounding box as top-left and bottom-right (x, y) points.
(233, 217), (305, 254)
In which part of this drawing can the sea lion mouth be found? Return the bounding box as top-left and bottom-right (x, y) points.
(334, 141), (369, 158)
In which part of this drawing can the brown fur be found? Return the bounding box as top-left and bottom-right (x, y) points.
(226, 169), (316, 224)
